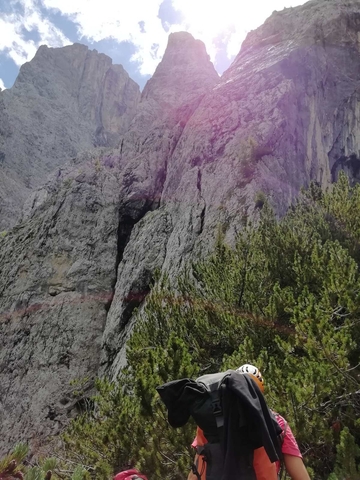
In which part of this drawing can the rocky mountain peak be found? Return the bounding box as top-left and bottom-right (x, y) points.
(0, 43), (140, 230)
(141, 31), (219, 109)
(12, 43), (124, 118)
(232, 0), (360, 73)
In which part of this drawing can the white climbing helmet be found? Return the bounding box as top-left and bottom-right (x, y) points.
(237, 364), (265, 392)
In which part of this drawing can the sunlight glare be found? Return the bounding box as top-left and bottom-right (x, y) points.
(171, 0), (265, 62)
(174, 0), (243, 34)
(170, 0), (306, 64)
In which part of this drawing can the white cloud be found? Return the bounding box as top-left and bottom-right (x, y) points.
(0, 0), (70, 66)
(41, 0), (168, 74)
(0, 0), (308, 77)
(0, 78), (6, 90)
(39, 0), (307, 75)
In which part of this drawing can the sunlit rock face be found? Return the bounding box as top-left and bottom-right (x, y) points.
(0, 32), (219, 455)
(0, 43), (140, 230)
(222, 0), (360, 203)
(2, 0), (360, 455)
(162, 0), (360, 228)
(100, 31), (220, 375)
(105, 0), (360, 374)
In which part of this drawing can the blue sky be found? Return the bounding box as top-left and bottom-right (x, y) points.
(0, 0), (307, 91)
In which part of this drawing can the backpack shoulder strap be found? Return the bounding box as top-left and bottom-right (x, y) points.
(271, 411), (288, 480)
(272, 411), (288, 444)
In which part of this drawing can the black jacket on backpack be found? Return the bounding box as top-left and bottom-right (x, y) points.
(157, 370), (283, 480)
(221, 372), (282, 476)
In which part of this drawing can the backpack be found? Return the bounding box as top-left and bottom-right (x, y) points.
(157, 370), (283, 480)
(113, 469), (148, 480)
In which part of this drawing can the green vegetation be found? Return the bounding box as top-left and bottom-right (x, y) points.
(238, 136), (257, 182)
(254, 190), (267, 209)
(63, 178), (73, 189)
(0, 443), (87, 479)
(237, 137), (272, 183)
(94, 158), (102, 172)
(0, 443), (28, 478)
(3, 173), (360, 479)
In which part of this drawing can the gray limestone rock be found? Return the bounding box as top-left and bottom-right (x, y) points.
(100, 32), (219, 373)
(0, 32), (219, 455)
(0, 43), (140, 230)
(0, 159), (121, 455)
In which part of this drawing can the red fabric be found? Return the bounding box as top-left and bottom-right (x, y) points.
(252, 447), (278, 480)
(191, 427), (208, 478)
(192, 427), (277, 479)
(113, 469), (148, 480)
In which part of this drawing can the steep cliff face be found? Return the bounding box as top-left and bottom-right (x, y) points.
(161, 0), (360, 225)
(100, 32), (219, 370)
(1, 0), (360, 456)
(0, 32), (219, 455)
(0, 43), (140, 230)
(0, 153), (121, 453)
(223, 0), (360, 197)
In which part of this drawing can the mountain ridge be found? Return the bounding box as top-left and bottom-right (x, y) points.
(1, 0), (360, 455)
(0, 43), (140, 230)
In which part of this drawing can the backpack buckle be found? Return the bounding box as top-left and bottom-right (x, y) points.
(210, 392), (224, 427)
(211, 400), (222, 416)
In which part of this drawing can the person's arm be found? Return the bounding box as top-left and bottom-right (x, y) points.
(187, 454), (200, 480)
(187, 469), (198, 479)
(283, 454), (311, 480)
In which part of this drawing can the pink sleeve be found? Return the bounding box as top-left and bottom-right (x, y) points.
(191, 427), (207, 448)
(276, 415), (302, 458)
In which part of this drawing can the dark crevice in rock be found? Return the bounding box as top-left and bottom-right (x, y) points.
(156, 157), (169, 198)
(73, 396), (95, 414)
(45, 406), (57, 421)
(104, 200), (155, 315)
(328, 130), (343, 168)
(120, 278), (153, 330)
(331, 153), (360, 182)
(102, 201), (157, 368)
(196, 169), (201, 194)
(197, 168), (206, 235)
(199, 205), (206, 235)
(93, 68), (109, 147)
